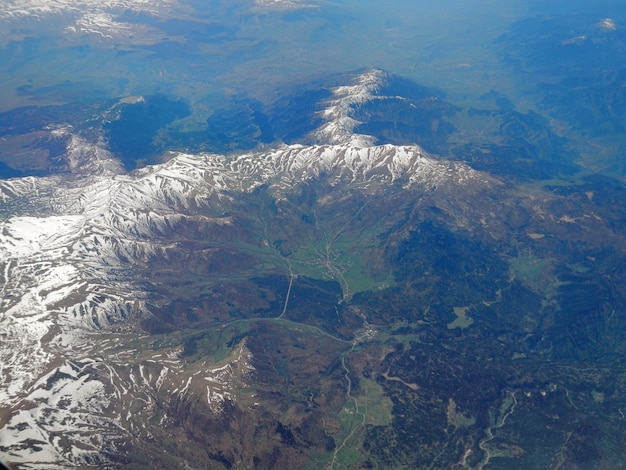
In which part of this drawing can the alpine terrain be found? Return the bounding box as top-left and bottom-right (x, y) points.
(2, 69), (626, 469)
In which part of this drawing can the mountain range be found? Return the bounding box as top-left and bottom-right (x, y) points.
(2, 69), (626, 469)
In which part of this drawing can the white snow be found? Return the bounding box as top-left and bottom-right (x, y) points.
(0, 0), (176, 19)
(253, 0), (319, 11)
(311, 69), (389, 147)
(600, 18), (617, 31)
(0, 216), (82, 257)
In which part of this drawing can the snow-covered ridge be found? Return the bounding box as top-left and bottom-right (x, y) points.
(310, 69), (390, 147)
(253, 0), (320, 11)
(0, 0), (176, 19)
(164, 141), (481, 196)
(0, 0), (179, 42)
(65, 12), (136, 40)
